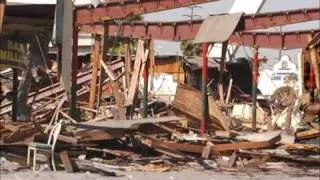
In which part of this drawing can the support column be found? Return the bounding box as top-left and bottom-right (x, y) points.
(96, 21), (109, 111)
(88, 35), (101, 113)
(218, 41), (228, 104)
(12, 69), (18, 122)
(251, 47), (259, 131)
(142, 40), (152, 118)
(201, 43), (209, 136)
(71, 8), (79, 119)
(57, 44), (62, 78)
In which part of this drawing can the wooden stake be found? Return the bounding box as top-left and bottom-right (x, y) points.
(225, 78), (233, 104)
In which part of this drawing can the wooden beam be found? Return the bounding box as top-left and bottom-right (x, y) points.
(88, 35), (101, 113)
(125, 40), (149, 106)
(172, 84), (230, 131)
(100, 59), (117, 81)
(310, 48), (320, 92)
(218, 42), (228, 104)
(142, 133), (278, 155)
(124, 42), (132, 91)
(296, 128), (320, 140)
(97, 21), (109, 111)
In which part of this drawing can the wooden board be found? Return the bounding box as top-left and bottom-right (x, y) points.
(59, 151), (75, 172)
(125, 40), (144, 106)
(296, 128), (320, 140)
(88, 35), (101, 111)
(172, 84), (230, 131)
(237, 131), (281, 142)
(142, 134), (278, 155)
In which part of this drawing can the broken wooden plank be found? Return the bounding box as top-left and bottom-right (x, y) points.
(59, 151), (75, 172)
(296, 128), (320, 140)
(239, 149), (320, 164)
(100, 59), (117, 81)
(59, 110), (78, 124)
(77, 116), (184, 129)
(124, 42), (132, 90)
(236, 131), (281, 142)
(86, 147), (135, 158)
(172, 84), (230, 131)
(125, 40), (149, 106)
(74, 159), (125, 176)
(58, 134), (78, 144)
(141, 133), (278, 155)
(88, 35), (101, 112)
(75, 130), (124, 142)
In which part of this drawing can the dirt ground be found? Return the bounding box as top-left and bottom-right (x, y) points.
(1, 168), (319, 180)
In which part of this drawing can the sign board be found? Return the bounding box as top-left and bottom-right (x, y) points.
(0, 37), (28, 70)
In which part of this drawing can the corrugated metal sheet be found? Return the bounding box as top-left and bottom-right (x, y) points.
(194, 13), (243, 43)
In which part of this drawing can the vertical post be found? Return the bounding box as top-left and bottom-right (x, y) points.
(142, 40), (151, 118)
(201, 43), (209, 136)
(88, 35), (101, 113)
(252, 46), (259, 131)
(124, 41), (132, 89)
(218, 41), (228, 104)
(96, 21), (109, 111)
(0, 0), (6, 33)
(57, 44), (62, 78)
(71, 7), (78, 119)
(12, 69), (18, 121)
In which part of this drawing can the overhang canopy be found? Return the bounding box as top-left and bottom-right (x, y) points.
(194, 13), (243, 43)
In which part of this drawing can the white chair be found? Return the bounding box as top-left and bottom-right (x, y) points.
(27, 121), (62, 171)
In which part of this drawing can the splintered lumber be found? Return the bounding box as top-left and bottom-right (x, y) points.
(172, 84), (229, 131)
(239, 150), (320, 164)
(236, 131), (281, 142)
(310, 48), (320, 91)
(124, 42), (132, 88)
(296, 128), (320, 140)
(59, 151), (75, 172)
(75, 130), (124, 142)
(125, 40), (149, 106)
(77, 116), (184, 130)
(58, 135), (78, 144)
(141, 133), (278, 155)
(88, 35), (101, 111)
(74, 159), (124, 176)
(126, 40), (144, 106)
(100, 60), (117, 81)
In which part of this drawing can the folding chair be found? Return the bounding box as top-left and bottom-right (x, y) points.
(27, 120), (62, 171)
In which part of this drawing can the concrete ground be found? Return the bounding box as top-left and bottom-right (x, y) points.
(1, 168), (319, 180)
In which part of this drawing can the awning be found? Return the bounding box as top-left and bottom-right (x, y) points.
(194, 13), (243, 43)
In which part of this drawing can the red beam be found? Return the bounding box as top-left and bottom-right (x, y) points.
(242, 8), (320, 30)
(76, 0), (219, 25)
(229, 30), (319, 49)
(80, 22), (319, 49)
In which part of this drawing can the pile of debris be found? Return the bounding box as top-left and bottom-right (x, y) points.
(1, 39), (319, 177)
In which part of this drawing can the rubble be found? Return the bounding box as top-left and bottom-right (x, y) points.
(0, 0), (319, 179)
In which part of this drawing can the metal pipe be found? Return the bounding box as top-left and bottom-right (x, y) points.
(251, 47), (259, 131)
(200, 43), (209, 135)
